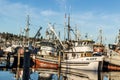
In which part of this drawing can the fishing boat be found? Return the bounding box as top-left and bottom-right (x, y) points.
(46, 20), (104, 71)
(93, 29), (106, 56)
(60, 16), (104, 71)
(33, 28), (59, 69)
(32, 56), (58, 69)
(104, 29), (120, 71)
(93, 43), (105, 56)
(61, 39), (104, 71)
(33, 18), (105, 71)
(32, 39), (59, 69)
(36, 40), (57, 57)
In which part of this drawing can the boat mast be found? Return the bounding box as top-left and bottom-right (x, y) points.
(25, 15), (30, 39)
(99, 29), (103, 44)
(64, 13), (67, 41)
(97, 28), (103, 44)
(48, 23), (65, 49)
(74, 25), (80, 41)
(67, 14), (71, 40)
(52, 24), (55, 40)
(118, 29), (120, 45)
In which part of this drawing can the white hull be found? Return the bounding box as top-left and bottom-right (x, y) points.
(35, 56), (104, 71)
(61, 61), (100, 71)
(61, 56), (104, 71)
(105, 57), (120, 66)
(105, 50), (120, 66)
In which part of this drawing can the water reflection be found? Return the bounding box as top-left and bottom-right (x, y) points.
(62, 70), (99, 80)
(0, 68), (120, 80)
(0, 71), (15, 80)
(102, 72), (120, 80)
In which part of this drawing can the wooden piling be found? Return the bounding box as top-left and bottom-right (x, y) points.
(6, 52), (10, 68)
(58, 51), (61, 80)
(16, 50), (20, 79)
(23, 49), (30, 80)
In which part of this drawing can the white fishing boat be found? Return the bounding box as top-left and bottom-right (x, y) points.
(103, 30), (120, 70)
(33, 20), (105, 71)
(36, 40), (57, 57)
(62, 56), (104, 71)
(105, 50), (120, 66)
(47, 22), (105, 71)
(62, 39), (104, 71)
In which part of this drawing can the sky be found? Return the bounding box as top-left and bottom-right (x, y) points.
(0, 0), (120, 44)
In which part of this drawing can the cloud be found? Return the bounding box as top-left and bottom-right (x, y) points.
(75, 12), (95, 20)
(0, 0), (62, 37)
(100, 14), (120, 24)
(66, 11), (120, 43)
(0, 0), (41, 35)
(0, 0), (26, 17)
(72, 12), (120, 26)
(40, 10), (59, 16)
(0, 0), (43, 20)
(0, 0), (120, 43)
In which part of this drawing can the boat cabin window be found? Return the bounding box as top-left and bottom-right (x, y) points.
(78, 41), (93, 46)
(40, 42), (55, 47)
(108, 44), (116, 50)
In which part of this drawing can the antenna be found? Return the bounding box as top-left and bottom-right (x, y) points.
(20, 27), (22, 36)
(75, 25), (78, 40)
(85, 33), (88, 39)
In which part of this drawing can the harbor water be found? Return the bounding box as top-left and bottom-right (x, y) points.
(0, 69), (120, 80)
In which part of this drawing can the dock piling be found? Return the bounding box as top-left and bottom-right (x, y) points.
(23, 48), (30, 80)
